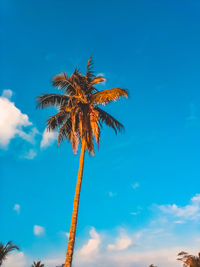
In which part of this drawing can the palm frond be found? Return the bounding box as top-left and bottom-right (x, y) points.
(46, 111), (69, 131)
(86, 56), (95, 82)
(5, 241), (19, 252)
(95, 107), (124, 134)
(86, 76), (105, 94)
(71, 131), (79, 154)
(57, 118), (72, 145)
(85, 129), (94, 155)
(91, 88), (128, 105)
(37, 94), (70, 109)
(90, 108), (100, 147)
(0, 241), (19, 265)
(52, 73), (76, 95)
(71, 72), (87, 95)
(91, 76), (106, 85)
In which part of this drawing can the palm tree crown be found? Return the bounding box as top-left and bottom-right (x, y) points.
(37, 57), (128, 154)
(0, 241), (19, 266)
(31, 261), (45, 267)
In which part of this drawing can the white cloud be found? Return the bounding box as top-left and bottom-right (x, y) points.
(11, 220), (200, 267)
(33, 225), (45, 236)
(52, 226), (199, 267)
(79, 227), (100, 257)
(13, 204), (20, 214)
(23, 149), (37, 160)
(158, 194), (200, 220)
(72, 225), (200, 267)
(40, 128), (57, 148)
(29, 248), (183, 267)
(43, 256), (64, 267)
(0, 90), (38, 148)
(132, 182), (139, 189)
(107, 233), (132, 251)
(192, 194), (200, 202)
(6, 195), (200, 267)
(4, 251), (27, 267)
(5, 246), (199, 267)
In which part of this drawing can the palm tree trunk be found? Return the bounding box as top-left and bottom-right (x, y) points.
(64, 139), (86, 267)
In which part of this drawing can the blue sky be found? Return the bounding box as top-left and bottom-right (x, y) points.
(1, 0), (200, 266)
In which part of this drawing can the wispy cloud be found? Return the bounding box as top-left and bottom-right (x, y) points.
(40, 128), (57, 148)
(185, 102), (199, 127)
(174, 220), (185, 224)
(130, 206), (142, 216)
(23, 149), (37, 160)
(13, 204), (20, 214)
(18, 127), (39, 144)
(33, 225), (45, 236)
(131, 182), (139, 189)
(66, 232), (70, 238)
(158, 194), (200, 221)
(108, 191), (117, 197)
(130, 211), (139, 215)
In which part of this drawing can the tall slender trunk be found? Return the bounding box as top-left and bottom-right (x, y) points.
(64, 139), (86, 267)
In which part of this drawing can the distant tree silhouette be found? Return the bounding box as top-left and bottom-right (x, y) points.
(31, 261), (44, 267)
(177, 251), (200, 266)
(0, 241), (19, 266)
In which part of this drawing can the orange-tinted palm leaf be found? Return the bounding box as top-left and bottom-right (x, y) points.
(91, 76), (106, 85)
(71, 132), (79, 154)
(52, 73), (76, 95)
(86, 56), (95, 82)
(90, 109), (100, 146)
(46, 111), (69, 131)
(95, 107), (124, 134)
(57, 118), (72, 145)
(91, 88), (128, 105)
(37, 94), (70, 109)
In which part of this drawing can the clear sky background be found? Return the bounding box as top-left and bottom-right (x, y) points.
(1, 0), (200, 266)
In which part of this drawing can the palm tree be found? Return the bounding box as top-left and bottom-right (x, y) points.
(177, 251), (200, 266)
(31, 261), (45, 267)
(0, 241), (19, 266)
(37, 57), (128, 267)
